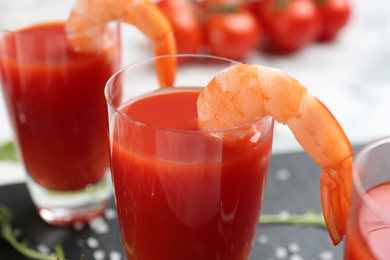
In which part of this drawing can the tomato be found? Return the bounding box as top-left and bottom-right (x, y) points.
(203, 8), (262, 61)
(316, 0), (351, 41)
(255, 0), (322, 53)
(156, 0), (204, 54)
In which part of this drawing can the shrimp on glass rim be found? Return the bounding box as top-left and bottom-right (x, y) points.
(197, 64), (353, 245)
(65, 0), (177, 87)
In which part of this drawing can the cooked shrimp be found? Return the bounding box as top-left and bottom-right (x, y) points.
(197, 64), (353, 245)
(65, 0), (177, 87)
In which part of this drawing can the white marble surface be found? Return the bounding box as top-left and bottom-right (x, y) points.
(1, 0), (389, 185)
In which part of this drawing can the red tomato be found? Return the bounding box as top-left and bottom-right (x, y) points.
(255, 0), (322, 53)
(156, 0), (204, 54)
(316, 0), (351, 41)
(203, 8), (262, 61)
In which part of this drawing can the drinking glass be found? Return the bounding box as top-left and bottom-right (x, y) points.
(344, 136), (390, 259)
(0, 0), (121, 225)
(105, 54), (275, 259)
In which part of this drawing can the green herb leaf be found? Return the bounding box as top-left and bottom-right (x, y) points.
(259, 210), (327, 228)
(0, 205), (65, 260)
(0, 141), (17, 162)
(55, 244), (66, 259)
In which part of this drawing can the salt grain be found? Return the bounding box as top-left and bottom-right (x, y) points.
(289, 254), (304, 260)
(287, 242), (300, 254)
(105, 208), (117, 220)
(93, 249), (106, 260)
(275, 168), (291, 181)
(278, 210), (290, 221)
(318, 250), (334, 260)
(86, 237), (100, 249)
(37, 244), (50, 254)
(73, 222), (85, 231)
(109, 250), (122, 260)
(275, 246), (288, 259)
(258, 234), (269, 245)
(89, 216), (110, 234)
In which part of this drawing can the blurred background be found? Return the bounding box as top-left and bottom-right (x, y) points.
(1, 0), (389, 183)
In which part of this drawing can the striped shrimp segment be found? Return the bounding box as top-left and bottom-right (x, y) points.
(197, 64), (353, 245)
(65, 0), (177, 87)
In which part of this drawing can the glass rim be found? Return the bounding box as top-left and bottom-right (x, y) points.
(353, 135), (390, 221)
(0, 20), (118, 36)
(104, 54), (274, 135)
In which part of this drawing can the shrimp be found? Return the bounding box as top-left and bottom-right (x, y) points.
(65, 0), (177, 87)
(197, 64), (353, 245)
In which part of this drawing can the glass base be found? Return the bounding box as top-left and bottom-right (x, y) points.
(26, 170), (112, 226)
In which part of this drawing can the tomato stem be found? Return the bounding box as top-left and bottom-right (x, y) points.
(276, 0), (290, 10)
(315, 0), (327, 5)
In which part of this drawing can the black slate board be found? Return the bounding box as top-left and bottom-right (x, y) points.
(0, 145), (364, 260)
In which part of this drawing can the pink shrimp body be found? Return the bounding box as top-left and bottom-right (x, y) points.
(197, 64), (353, 245)
(65, 0), (177, 87)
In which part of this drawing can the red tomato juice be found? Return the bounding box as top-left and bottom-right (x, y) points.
(0, 22), (120, 190)
(109, 88), (274, 259)
(344, 181), (390, 260)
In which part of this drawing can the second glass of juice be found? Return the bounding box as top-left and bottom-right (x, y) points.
(105, 55), (274, 259)
(0, 0), (120, 224)
(344, 136), (390, 260)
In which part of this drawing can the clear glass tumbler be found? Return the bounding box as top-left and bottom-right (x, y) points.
(344, 136), (390, 259)
(0, 0), (121, 225)
(105, 54), (275, 259)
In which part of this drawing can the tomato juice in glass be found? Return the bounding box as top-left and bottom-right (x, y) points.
(105, 55), (274, 259)
(344, 137), (390, 260)
(0, 0), (121, 224)
(0, 22), (120, 190)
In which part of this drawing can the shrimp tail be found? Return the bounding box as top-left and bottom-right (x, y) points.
(123, 0), (177, 87)
(320, 158), (353, 245)
(153, 31), (177, 88)
(286, 91), (353, 245)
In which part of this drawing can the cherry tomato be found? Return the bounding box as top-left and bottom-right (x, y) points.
(204, 8), (262, 61)
(316, 0), (351, 41)
(255, 0), (322, 53)
(156, 0), (204, 54)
